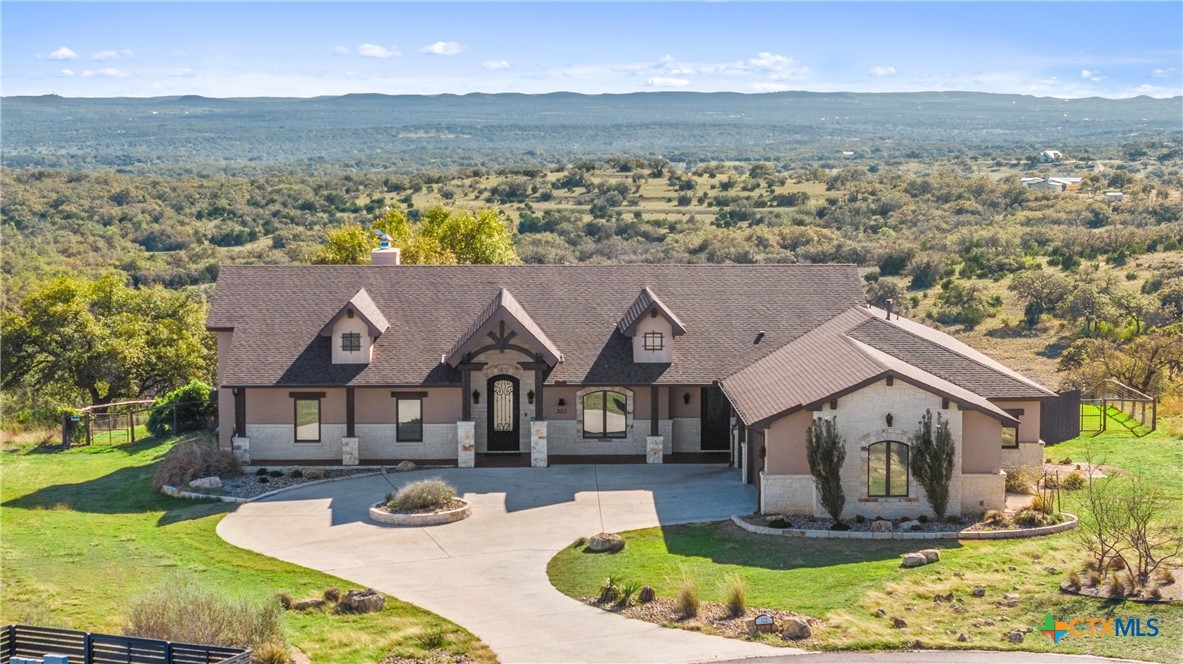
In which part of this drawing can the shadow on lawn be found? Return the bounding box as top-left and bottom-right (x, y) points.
(2, 436), (230, 526)
(660, 521), (964, 570)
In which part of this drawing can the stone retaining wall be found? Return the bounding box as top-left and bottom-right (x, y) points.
(730, 513), (1077, 540)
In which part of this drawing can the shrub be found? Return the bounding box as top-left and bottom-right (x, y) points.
(275, 592), (293, 610)
(290, 470), (303, 479)
(1014, 509), (1050, 528)
(983, 510), (1010, 528)
(256, 468), (269, 476)
(416, 627), (447, 650)
(323, 588), (340, 603)
(1067, 570), (1081, 589)
(723, 574), (746, 618)
(1150, 586), (1163, 600)
(268, 470), (284, 478)
(617, 580), (641, 608)
(1004, 465), (1037, 494)
(910, 410), (956, 518)
(258, 476), (270, 484)
(676, 574), (699, 619)
(146, 381), (216, 438)
(152, 434), (241, 491)
(806, 416), (846, 522)
(1108, 572), (1127, 598)
(1062, 472), (1086, 490)
(1087, 571), (1102, 587)
(768, 517), (791, 529)
(1031, 494), (1054, 515)
(917, 514), (928, 524)
(830, 522), (851, 531)
(252, 642), (291, 664)
(388, 478), (456, 511)
(598, 576), (620, 604)
(855, 514), (866, 524)
(1153, 568), (1175, 585)
(125, 578), (284, 650)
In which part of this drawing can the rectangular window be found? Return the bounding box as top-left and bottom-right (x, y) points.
(294, 398), (321, 442)
(396, 398), (423, 443)
(1002, 426), (1019, 449)
(341, 332), (362, 352)
(643, 332), (664, 351)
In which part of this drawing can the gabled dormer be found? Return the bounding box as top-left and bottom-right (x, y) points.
(445, 288), (562, 367)
(319, 288), (390, 365)
(618, 287), (686, 364)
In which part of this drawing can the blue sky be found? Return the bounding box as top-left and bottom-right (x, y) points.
(3, 2), (1180, 98)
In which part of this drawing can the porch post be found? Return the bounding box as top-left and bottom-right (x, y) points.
(646, 384), (663, 463)
(461, 366), (472, 421)
(457, 421), (475, 468)
(231, 388), (250, 464)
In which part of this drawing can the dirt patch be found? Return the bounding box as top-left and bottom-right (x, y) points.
(581, 596), (823, 646)
(1062, 567), (1182, 603)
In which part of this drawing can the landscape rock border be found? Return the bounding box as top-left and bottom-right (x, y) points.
(731, 514), (1077, 540)
(369, 499), (471, 526)
(162, 470), (387, 504)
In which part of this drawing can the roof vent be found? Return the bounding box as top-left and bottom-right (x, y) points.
(885, 298), (894, 320)
(754, 331), (765, 344)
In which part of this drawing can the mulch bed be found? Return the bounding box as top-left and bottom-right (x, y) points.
(375, 499), (467, 515)
(743, 512), (1066, 534)
(581, 596), (823, 645)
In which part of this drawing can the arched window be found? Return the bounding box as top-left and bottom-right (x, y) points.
(583, 390), (628, 439)
(868, 441), (909, 497)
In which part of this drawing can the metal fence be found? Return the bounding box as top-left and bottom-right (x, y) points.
(65, 398), (216, 447)
(1, 624), (249, 664)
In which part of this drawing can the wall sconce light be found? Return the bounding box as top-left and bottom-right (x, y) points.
(527, 390), (535, 405)
(557, 398), (566, 407)
(472, 390), (481, 405)
(942, 398), (950, 409)
(683, 392), (692, 405)
(885, 413), (893, 427)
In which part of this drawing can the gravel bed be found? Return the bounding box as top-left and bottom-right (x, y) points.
(215, 469), (380, 499)
(750, 514), (968, 533)
(582, 596), (822, 645)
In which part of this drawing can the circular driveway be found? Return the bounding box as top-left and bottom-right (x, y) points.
(218, 463), (790, 663)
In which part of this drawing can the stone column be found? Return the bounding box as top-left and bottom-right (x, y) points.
(342, 437), (359, 466)
(457, 421), (475, 468)
(646, 436), (664, 464)
(231, 436), (251, 465)
(531, 421), (548, 468)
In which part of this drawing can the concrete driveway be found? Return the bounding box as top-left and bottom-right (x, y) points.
(218, 464), (790, 663)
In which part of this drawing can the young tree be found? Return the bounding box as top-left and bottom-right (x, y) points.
(1, 274), (214, 408)
(1011, 270), (1069, 327)
(910, 410), (956, 519)
(806, 416), (846, 523)
(312, 205), (518, 265)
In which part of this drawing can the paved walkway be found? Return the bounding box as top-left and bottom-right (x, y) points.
(218, 464), (790, 663)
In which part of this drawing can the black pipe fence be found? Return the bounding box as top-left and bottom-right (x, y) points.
(1, 624), (250, 664)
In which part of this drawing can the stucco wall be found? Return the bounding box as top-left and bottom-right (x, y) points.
(355, 387), (460, 424)
(764, 409), (811, 474)
(631, 315), (674, 363)
(993, 400), (1042, 442)
(330, 315), (373, 365)
(245, 387), (347, 425)
(962, 410), (1003, 474)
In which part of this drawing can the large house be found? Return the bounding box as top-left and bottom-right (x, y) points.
(208, 250), (1055, 517)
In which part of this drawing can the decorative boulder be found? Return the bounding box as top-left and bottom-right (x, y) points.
(901, 553), (928, 568)
(292, 598), (325, 611)
(587, 532), (625, 553)
(781, 617), (811, 640)
(899, 520), (921, 531)
(338, 588), (386, 614)
(892, 617), (908, 629)
(638, 585), (656, 604)
(188, 476), (222, 489)
(1007, 631), (1024, 644)
(394, 460), (416, 472)
(304, 469), (326, 480)
(972, 585), (986, 597)
(871, 520), (894, 532)
(919, 549), (941, 564)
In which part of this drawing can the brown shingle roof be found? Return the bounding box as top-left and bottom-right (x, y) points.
(445, 288), (563, 366)
(207, 264), (866, 387)
(720, 306), (1044, 427)
(317, 288), (389, 338)
(618, 287), (687, 337)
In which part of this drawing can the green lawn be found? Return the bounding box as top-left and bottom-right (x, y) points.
(0, 436), (495, 663)
(547, 425), (1183, 662)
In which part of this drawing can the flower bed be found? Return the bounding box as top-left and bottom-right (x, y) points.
(369, 499), (470, 526)
(733, 513), (1077, 540)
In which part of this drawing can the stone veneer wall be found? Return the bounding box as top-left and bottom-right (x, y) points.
(246, 424), (347, 461)
(759, 472), (815, 514)
(961, 471), (1006, 514)
(1002, 441), (1045, 472)
(355, 423), (456, 460)
(547, 418), (672, 455)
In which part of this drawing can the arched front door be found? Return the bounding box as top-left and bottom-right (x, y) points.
(487, 375), (520, 452)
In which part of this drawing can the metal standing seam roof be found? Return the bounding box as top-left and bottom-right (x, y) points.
(207, 264), (868, 387)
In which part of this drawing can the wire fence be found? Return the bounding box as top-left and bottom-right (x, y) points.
(66, 398), (216, 447)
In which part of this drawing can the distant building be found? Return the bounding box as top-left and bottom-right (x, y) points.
(1040, 150), (1063, 163)
(1104, 191), (1124, 202)
(1022, 176), (1082, 192)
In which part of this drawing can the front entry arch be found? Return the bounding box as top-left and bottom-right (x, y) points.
(487, 375), (520, 452)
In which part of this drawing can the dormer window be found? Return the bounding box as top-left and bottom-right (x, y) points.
(341, 332), (362, 352)
(319, 288), (390, 366)
(644, 332), (664, 351)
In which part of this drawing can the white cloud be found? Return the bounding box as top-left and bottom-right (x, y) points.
(646, 76), (689, 87)
(751, 82), (792, 92)
(58, 69), (75, 77)
(1081, 69), (1106, 81)
(482, 60), (510, 71)
(749, 52), (791, 69)
(48, 46), (77, 61)
(167, 68), (197, 78)
(171, 50), (188, 59)
(420, 41), (464, 56)
(1151, 68), (1176, 78)
(870, 66), (897, 77)
(742, 52), (809, 79)
(357, 43), (400, 59)
(334, 45), (349, 56)
(81, 68), (130, 78)
(91, 49), (134, 61)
